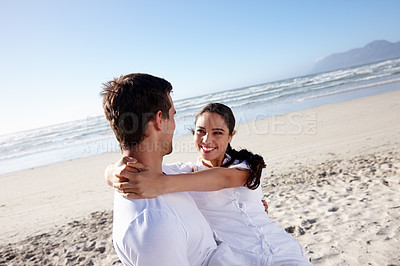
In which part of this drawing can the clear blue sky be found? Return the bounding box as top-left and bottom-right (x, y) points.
(1, 0), (399, 135)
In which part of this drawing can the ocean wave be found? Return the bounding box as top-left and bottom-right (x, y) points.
(0, 134), (115, 161)
(2, 58), (400, 174)
(295, 77), (400, 102)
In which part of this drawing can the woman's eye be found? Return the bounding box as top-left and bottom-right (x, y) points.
(214, 131), (222, 135)
(197, 129), (205, 134)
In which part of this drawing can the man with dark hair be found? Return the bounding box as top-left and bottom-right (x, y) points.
(101, 73), (173, 151)
(101, 73), (224, 265)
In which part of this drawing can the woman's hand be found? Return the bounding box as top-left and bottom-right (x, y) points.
(104, 156), (138, 186)
(112, 161), (166, 199)
(262, 199), (269, 214)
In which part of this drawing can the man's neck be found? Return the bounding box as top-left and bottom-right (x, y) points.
(122, 141), (163, 173)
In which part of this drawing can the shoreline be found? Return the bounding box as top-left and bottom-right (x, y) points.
(1, 80), (399, 176)
(1, 89), (400, 265)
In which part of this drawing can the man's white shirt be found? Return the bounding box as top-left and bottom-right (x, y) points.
(112, 163), (217, 266)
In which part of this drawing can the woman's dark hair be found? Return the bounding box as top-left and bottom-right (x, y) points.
(194, 103), (266, 190)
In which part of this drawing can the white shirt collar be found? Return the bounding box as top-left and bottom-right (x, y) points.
(196, 153), (232, 167)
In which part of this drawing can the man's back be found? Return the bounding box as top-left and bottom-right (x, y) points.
(113, 165), (217, 266)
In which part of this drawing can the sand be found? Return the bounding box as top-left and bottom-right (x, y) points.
(1, 90), (400, 265)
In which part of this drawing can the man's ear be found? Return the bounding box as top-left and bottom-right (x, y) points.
(153, 110), (164, 131)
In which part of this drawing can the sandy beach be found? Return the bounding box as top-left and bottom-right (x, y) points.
(1, 90), (400, 265)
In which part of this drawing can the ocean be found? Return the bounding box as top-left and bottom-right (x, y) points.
(1, 58), (400, 175)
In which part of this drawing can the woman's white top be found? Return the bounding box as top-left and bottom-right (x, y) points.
(170, 154), (311, 265)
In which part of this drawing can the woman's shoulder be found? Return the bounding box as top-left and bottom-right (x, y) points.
(228, 159), (250, 170)
(162, 161), (196, 174)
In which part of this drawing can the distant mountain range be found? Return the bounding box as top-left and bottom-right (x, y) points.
(311, 40), (400, 73)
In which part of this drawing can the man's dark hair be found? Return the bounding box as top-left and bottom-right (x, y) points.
(100, 73), (173, 150)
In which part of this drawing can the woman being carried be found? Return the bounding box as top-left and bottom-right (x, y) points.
(108, 103), (311, 265)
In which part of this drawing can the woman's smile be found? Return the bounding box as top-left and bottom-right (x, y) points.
(200, 145), (217, 153)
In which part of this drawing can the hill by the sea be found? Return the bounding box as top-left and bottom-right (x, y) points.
(311, 40), (400, 73)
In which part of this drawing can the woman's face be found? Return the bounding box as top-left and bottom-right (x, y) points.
(194, 112), (233, 167)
